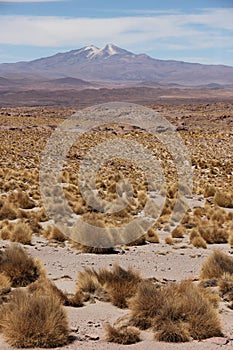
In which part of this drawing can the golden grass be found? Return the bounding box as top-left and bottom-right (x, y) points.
(191, 236), (207, 249)
(0, 244), (42, 287)
(105, 324), (140, 344)
(145, 228), (160, 243)
(199, 250), (233, 280)
(0, 273), (11, 295)
(0, 289), (69, 348)
(76, 264), (142, 308)
(129, 279), (222, 341)
(9, 221), (32, 245)
(214, 190), (233, 208)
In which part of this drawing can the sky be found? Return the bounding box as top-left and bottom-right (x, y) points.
(0, 0), (232, 66)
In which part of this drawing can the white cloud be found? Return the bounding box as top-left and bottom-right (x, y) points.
(0, 9), (232, 52)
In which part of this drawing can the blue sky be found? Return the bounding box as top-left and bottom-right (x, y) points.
(0, 0), (232, 66)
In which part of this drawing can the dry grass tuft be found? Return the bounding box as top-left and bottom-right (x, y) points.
(145, 228), (160, 243)
(28, 276), (69, 305)
(0, 244), (42, 287)
(0, 201), (18, 220)
(105, 324), (140, 345)
(214, 190), (233, 208)
(129, 279), (222, 341)
(165, 237), (174, 245)
(155, 321), (190, 342)
(43, 225), (66, 242)
(171, 225), (185, 238)
(0, 289), (69, 348)
(191, 236), (207, 249)
(199, 250), (233, 280)
(76, 265), (142, 308)
(8, 190), (35, 209)
(10, 221), (32, 245)
(0, 273), (11, 295)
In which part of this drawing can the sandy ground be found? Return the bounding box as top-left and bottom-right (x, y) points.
(0, 235), (232, 350)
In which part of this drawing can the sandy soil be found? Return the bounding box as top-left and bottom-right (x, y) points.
(0, 235), (232, 350)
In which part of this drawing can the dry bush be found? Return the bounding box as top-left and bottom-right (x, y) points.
(228, 232), (233, 247)
(101, 265), (142, 308)
(8, 190), (35, 209)
(0, 201), (18, 220)
(0, 289), (69, 348)
(198, 225), (228, 244)
(214, 190), (233, 208)
(76, 265), (142, 308)
(10, 221), (32, 245)
(0, 244), (42, 287)
(0, 222), (13, 240)
(165, 237), (174, 245)
(171, 225), (185, 238)
(28, 276), (69, 305)
(43, 225), (66, 242)
(105, 324), (140, 345)
(218, 273), (233, 302)
(199, 250), (233, 280)
(155, 321), (190, 342)
(204, 185), (216, 198)
(0, 273), (11, 295)
(145, 228), (160, 243)
(191, 236), (207, 249)
(129, 280), (222, 341)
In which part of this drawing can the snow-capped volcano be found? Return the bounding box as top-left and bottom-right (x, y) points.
(0, 43), (233, 85)
(71, 44), (134, 61)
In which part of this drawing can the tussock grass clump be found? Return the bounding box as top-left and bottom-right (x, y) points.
(214, 190), (233, 208)
(0, 244), (42, 287)
(145, 228), (160, 243)
(8, 190), (35, 209)
(199, 250), (233, 280)
(165, 237), (174, 245)
(0, 273), (11, 295)
(76, 264), (142, 308)
(191, 236), (207, 249)
(129, 280), (222, 341)
(43, 225), (66, 242)
(218, 273), (233, 302)
(155, 321), (190, 342)
(171, 225), (185, 238)
(0, 290), (69, 348)
(0, 201), (18, 220)
(105, 324), (140, 345)
(10, 221), (32, 245)
(198, 225), (228, 244)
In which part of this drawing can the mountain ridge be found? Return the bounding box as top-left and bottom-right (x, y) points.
(0, 44), (233, 86)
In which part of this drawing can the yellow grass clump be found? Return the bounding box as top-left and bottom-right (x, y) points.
(105, 324), (141, 345)
(0, 244), (42, 287)
(129, 279), (222, 341)
(10, 221), (32, 245)
(199, 250), (233, 280)
(0, 290), (69, 348)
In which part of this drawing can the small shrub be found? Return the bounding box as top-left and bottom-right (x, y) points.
(165, 237), (174, 245)
(214, 190), (233, 208)
(0, 244), (42, 287)
(155, 321), (190, 342)
(10, 221), (32, 245)
(0, 201), (17, 220)
(145, 228), (160, 243)
(105, 324), (140, 345)
(0, 290), (69, 348)
(171, 225), (185, 238)
(0, 273), (11, 295)
(191, 236), (207, 249)
(199, 250), (233, 280)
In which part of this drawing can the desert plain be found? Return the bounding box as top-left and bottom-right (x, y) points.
(0, 99), (232, 350)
